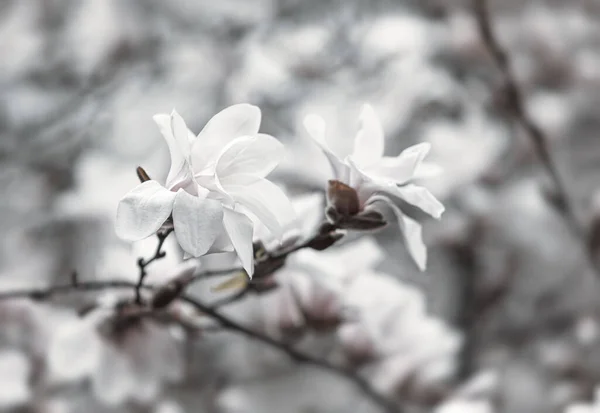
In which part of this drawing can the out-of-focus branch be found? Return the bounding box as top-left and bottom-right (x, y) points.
(472, 0), (583, 236)
(0, 278), (402, 413)
(471, 0), (600, 280)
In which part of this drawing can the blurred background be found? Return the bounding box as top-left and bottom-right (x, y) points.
(2, 0), (600, 412)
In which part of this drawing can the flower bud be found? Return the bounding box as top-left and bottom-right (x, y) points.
(327, 180), (360, 217)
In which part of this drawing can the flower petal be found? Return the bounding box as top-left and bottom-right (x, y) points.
(153, 111), (194, 190)
(370, 142), (432, 184)
(196, 103), (261, 146)
(215, 134), (284, 179)
(172, 190), (224, 257)
(352, 104), (384, 168)
(368, 195), (427, 271)
(303, 114), (349, 181)
(190, 104), (262, 174)
(394, 184), (445, 219)
(115, 181), (177, 241)
(220, 174), (295, 239)
(223, 208), (254, 277)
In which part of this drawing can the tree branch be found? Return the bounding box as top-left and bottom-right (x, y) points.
(472, 0), (582, 235)
(0, 279), (402, 413)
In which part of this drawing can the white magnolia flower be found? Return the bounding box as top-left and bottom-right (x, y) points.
(116, 104), (295, 276)
(339, 271), (461, 393)
(47, 306), (184, 407)
(303, 103), (444, 270)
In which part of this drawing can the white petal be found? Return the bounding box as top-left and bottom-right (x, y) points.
(369, 195), (427, 270)
(153, 112), (193, 190)
(207, 229), (235, 253)
(220, 174), (295, 239)
(92, 345), (136, 406)
(197, 103), (261, 146)
(352, 104), (384, 167)
(394, 184), (445, 219)
(414, 161), (443, 180)
(47, 318), (102, 382)
(215, 134), (284, 179)
(371, 142), (431, 184)
(172, 190), (225, 257)
(223, 208), (254, 277)
(115, 181), (177, 241)
(303, 114), (349, 180)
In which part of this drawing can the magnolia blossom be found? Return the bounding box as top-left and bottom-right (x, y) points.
(258, 237), (384, 340)
(46, 304), (184, 406)
(338, 270), (461, 394)
(303, 104), (444, 270)
(115, 104), (295, 276)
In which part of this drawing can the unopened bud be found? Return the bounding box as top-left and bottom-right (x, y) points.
(136, 166), (151, 183)
(327, 180), (360, 217)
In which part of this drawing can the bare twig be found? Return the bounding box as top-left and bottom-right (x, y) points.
(472, 0), (583, 236)
(135, 228), (173, 304)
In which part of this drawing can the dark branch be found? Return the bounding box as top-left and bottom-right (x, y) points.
(472, 0), (581, 235)
(471, 0), (600, 277)
(135, 228), (173, 304)
(0, 279), (402, 413)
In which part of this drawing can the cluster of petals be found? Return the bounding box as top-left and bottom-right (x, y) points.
(256, 234), (460, 395)
(303, 104), (445, 270)
(115, 104), (295, 277)
(338, 269), (462, 394)
(46, 302), (183, 406)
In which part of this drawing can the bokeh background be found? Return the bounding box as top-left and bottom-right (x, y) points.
(2, 0), (600, 412)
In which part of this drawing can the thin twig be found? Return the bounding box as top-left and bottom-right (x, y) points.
(135, 228), (173, 304)
(472, 0), (583, 236)
(0, 280), (402, 413)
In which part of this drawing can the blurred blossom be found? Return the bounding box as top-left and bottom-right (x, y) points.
(0, 1), (43, 82)
(340, 271), (461, 394)
(0, 349), (31, 409)
(47, 304), (184, 406)
(304, 103), (444, 269)
(420, 103), (507, 199)
(259, 238), (383, 339)
(434, 399), (494, 413)
(360, 14), (437, 61)
(115, 105), (295, 276)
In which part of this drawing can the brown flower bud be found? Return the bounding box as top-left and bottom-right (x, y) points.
(136, 166), (151, 183)
(327, 180), (360, 217)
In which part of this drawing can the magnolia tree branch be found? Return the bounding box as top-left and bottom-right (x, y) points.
(472, 0), (600, 277)
(0, 225), (402, 412)
(472, 0), (583, 234)
(0, 282), (402, 413)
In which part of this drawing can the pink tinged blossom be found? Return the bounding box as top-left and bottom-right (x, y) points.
(303, 103), (445, 270)
(115, 105), (296, 277)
